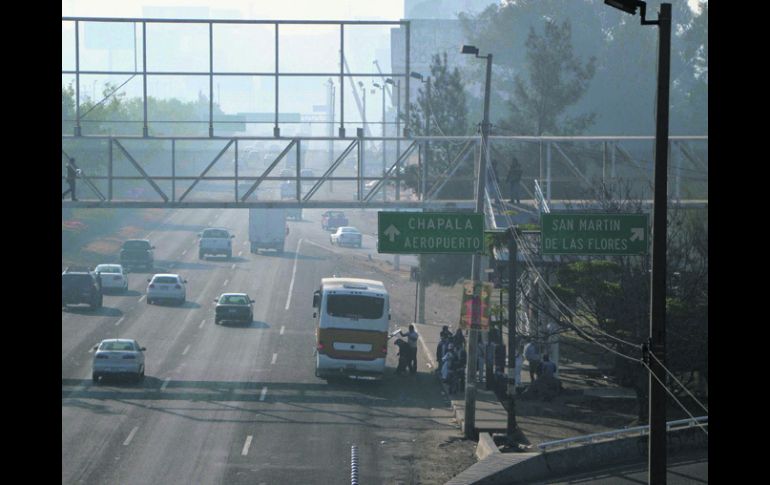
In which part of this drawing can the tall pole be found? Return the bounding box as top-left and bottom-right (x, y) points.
(506, 226), (518, 439)
(381, 84), (387, 202)
(648, 3), (671, 484)
(465, 53), (492, 439)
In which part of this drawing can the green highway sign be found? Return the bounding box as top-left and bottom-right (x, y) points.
(541, 213), (649, 255)
(377, 212), (484, 254)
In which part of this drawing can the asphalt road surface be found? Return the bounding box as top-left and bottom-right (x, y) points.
(62, 208), (458, 484)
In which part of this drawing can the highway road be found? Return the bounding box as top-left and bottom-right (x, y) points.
(62, 208), (456, 484)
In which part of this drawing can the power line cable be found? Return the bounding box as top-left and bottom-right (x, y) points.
(648, 351), (709, 414)
(642, 361), (708, 436)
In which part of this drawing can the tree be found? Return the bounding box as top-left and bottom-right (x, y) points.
(402, 53), (475, 286)
(507, 178), (707, 422)
(500, 19), (597, 136)
(404, 52), (471, 199)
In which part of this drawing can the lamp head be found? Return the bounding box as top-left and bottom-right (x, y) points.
(409, 71), (424, 81)
(604, 0), (643, 15)
(461, 45), (479, 56)
(385, 78), (395, 86)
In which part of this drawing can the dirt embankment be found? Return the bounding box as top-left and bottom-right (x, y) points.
(62, 208), (171, 269)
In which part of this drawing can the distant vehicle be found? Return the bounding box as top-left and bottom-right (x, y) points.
(214, 293), (255, 325)
(120, 239), (154, 270)
(279, 168), (294, 178)
(62, 268), (103, 309)
(92, 338), (145, 383)
(146, 273), (187, 305)
(249, 208), (288, 254)
(198, 227), (234, 259)
(321, 210), (348, 232)
(94, 264), (129, 293)
(365, 180), (377, 190)
(280, 182), (303, 220)
(330, 226), (362, 248)
(313, 277), (390, 380)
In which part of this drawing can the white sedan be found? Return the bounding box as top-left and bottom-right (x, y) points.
(92, 338), (146, 383)
(94, 264), (129, 292)
(330, 226), (363, 248)
(146, 273), (187, 305)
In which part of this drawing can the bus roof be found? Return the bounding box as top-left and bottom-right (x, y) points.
(320, 277), (386, 295)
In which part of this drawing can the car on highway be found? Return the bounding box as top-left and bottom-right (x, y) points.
(62, 267), (103, 309)
(214, 293), (255, 325)
(330, 226), (363, 248)
(198, 227), (235, 259)
(94, 264), (129, 293)
(321, 210), (348, 231)
(146, 273), (187, 305)
(119, 239), (155, 271)
(92, 338), (146, 383)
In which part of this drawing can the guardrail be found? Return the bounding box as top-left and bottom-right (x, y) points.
(537, 415), (708, 452)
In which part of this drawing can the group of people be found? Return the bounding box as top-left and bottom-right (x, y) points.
(392, 323), (560, 400)
(393, 324), (419, 375)
(436, 326), (468, 394)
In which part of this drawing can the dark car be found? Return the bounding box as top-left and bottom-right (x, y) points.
(214, 293), (255, 325)
(62, 268), (103, 309)
(321, 210), (348, 232)
(120, 239), (155, 270)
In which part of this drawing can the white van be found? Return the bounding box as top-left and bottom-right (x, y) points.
(313, 277), (390, 379)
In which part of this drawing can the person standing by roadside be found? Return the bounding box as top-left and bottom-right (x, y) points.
(506, 156), (523, 204)
(399, 324), (420, 375)
(62, 159), (79, 201)
(523, 340), (541, 383)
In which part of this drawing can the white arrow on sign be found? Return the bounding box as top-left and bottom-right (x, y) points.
(384, 224), (401, 242)
(630, 228), (644, 241)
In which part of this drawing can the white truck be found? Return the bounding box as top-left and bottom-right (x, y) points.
(249, 208), (288, 254)
(198, 227), (235, 259)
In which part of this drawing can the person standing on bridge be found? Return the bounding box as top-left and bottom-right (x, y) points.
(399, 324), (420, 374)
(506, 156), (523, 204)
(62, 159), (79, 201)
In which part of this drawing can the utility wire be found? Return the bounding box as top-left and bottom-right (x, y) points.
(642, 361), (709, 436)
(648, 351), (709, 414)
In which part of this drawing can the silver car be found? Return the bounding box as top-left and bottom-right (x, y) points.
(92, 339), (146, 383)
(146, 273), (187, 305)
(94, 264), (129, 293)
(330, 226), (363, 248)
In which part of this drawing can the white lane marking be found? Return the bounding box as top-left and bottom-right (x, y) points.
(115, 317), (125, 326)
(200, 319), (206, 329)
(242, 435), (253, 456)
(123, 426), (139, 446)
(139, 295), (146, 302)
(284, 238), (303, 310)
(238, 251), (243, 257)
(231, 264), (236, 270)
(243, 241), (248, 246)
(182, 249), (187, 256)
(260, 386), (268, 401)
(303, 239), (335, 253)
(161, 378), (171, 391)
(182, 345), (190, 356)
(271, 353), (277, 365)
(223, 279), (229, 287)
(280, 325), (285, 335)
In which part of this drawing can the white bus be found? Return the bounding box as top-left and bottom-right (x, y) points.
(313, 277), (390, 379)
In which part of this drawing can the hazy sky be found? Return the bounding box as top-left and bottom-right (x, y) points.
(62, 0), (405, 20)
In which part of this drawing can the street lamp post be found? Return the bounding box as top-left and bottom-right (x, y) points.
(461, 44), (492, 439)
(603, 2), (671, 483)
(373, 82), (387, 202)
(386, 77), (402, 272)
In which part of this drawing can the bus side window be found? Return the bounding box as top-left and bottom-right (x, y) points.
(312, 290), (321, 308)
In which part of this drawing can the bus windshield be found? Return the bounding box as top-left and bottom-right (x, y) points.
(326, 294), (384, 320)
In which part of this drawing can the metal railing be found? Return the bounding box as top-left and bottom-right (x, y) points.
(537, 415), (708, 452)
